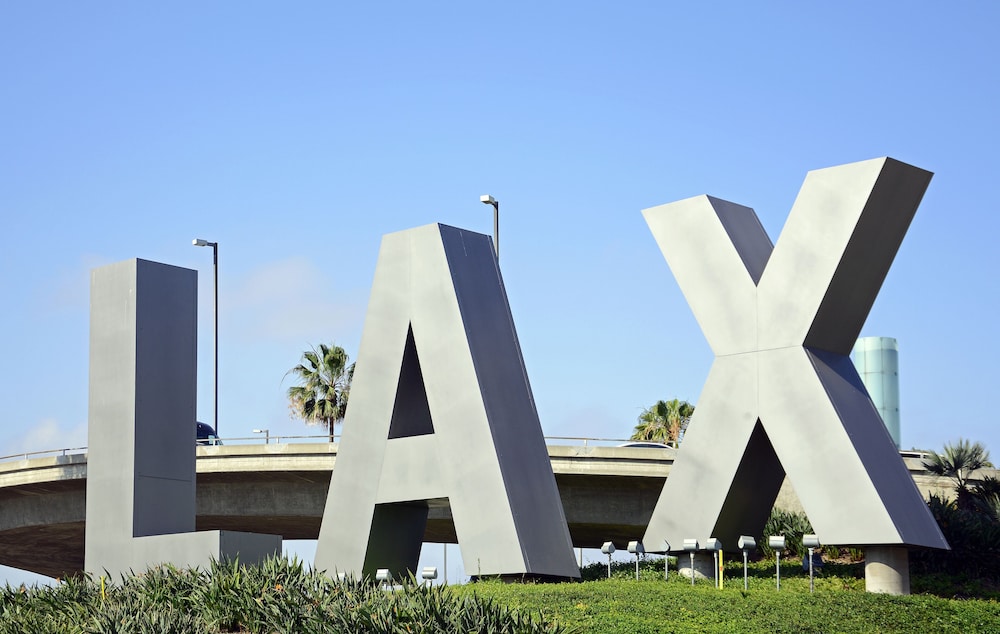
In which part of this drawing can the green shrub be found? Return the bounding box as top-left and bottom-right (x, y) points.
(911, 493), (1000, 580)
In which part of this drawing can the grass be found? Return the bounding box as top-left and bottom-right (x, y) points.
(456, 558), (1000, 633)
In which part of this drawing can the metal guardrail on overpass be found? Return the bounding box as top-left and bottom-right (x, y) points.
(0, 439), (964, 578)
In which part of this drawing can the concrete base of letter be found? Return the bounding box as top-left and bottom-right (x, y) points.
(865, 546), (910, 595)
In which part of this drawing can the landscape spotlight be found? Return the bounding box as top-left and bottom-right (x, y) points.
(705, 538), (723, 589)
(683, 539), (700, 586)
(768, 536), (786, 590)
(375, 569), (392, 589)
(803, 534), (821, 593)
(421, 566), (438, 587)
(661, 540), (671, 581)
(737, 535), (757, 591)
(627, 541), (645, 581)
(601, 541), (616, 579)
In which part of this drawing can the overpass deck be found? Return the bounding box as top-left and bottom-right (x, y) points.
(0, 444), (951, 578)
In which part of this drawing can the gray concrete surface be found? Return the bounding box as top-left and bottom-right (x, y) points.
(0, 444), (974, 578)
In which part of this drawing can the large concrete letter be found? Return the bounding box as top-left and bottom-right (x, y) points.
(315, 224), (578, 580)
(641, 158), (947, 554)
(85, 259), (280, 577)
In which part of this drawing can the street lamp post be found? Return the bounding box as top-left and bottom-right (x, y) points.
(479, 195), (499, 262)
(253, 428), (270, 444)
(193, 238), (219, 437)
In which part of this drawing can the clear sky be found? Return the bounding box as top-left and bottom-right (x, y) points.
(2, 3), (998, 584)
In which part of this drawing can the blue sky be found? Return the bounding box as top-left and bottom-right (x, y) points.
(2, 3), (998, 584)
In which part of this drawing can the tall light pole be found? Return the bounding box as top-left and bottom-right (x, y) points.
(479, 194), (499, 262)
(192, 238), (219, 437)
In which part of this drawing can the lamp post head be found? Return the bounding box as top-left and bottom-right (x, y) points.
(193, 238), (217, 248)
(600, 541), (615, 555)
(480, 194), (498, 208)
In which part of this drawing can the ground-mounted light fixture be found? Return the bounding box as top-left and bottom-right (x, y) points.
(421, 566), (438, 587)
(627, 541), (645, 581)
(601, 541), (616, 579)
(768, 536), (786, 590)
(683, 539), (700, 586)
(661, 540), (671, 581)
(705, 537), (723, 589)
(803, 534), (821, 593)
(737, 535), (757, 591)
(375, 568), (392, 589)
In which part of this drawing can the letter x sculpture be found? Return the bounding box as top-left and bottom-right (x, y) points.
(641, 158), (948, 551)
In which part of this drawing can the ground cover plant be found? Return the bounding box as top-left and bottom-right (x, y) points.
(461, 558), (1000, 633)
(0, 557), (563, 634)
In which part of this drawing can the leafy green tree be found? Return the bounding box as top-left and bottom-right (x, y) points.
(923, 438), (994, 509)
(631, 399), (694, 446)
(285, 343), (355, 441)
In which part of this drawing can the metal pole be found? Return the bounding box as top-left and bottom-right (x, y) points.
(713, 551), (718, 588)
(607, 553), (612, 579)
(443, 543), (447, 585)
(635, 555), (639, 581)
(808, 547), (815, 593)
(212, 242), (219, 437)
(776, 552), (781, 590)
(493, 203), (499, 262)
(743, 550), (749, 591)
(689, 552), (695, 586)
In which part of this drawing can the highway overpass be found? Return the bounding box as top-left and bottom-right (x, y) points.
(0, 443), (953, 578)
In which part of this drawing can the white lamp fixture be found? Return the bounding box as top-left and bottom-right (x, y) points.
(627, 540), (645, 580)
(705, 538), (723, 589)
(683, 539), (700, 585)
(738, 535), (757, 591)
(601, 541), (616, 579)
(803, 534), (821, 592)
(768, 536), (786, 590)
(421, 566), (438, 587)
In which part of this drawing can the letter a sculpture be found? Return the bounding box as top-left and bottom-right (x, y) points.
(315, 223), (579, 581)
(641, 158), (948, 559)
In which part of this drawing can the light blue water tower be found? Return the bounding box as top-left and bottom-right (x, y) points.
(851, 337), (901, 449)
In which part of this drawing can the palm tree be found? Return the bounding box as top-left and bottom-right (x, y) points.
(631, 399), (695, 446)
(285, 343), (355, 442)
(923, 439), (994, 508)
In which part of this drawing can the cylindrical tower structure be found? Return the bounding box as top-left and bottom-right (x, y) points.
(851, 337), (901, 449)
